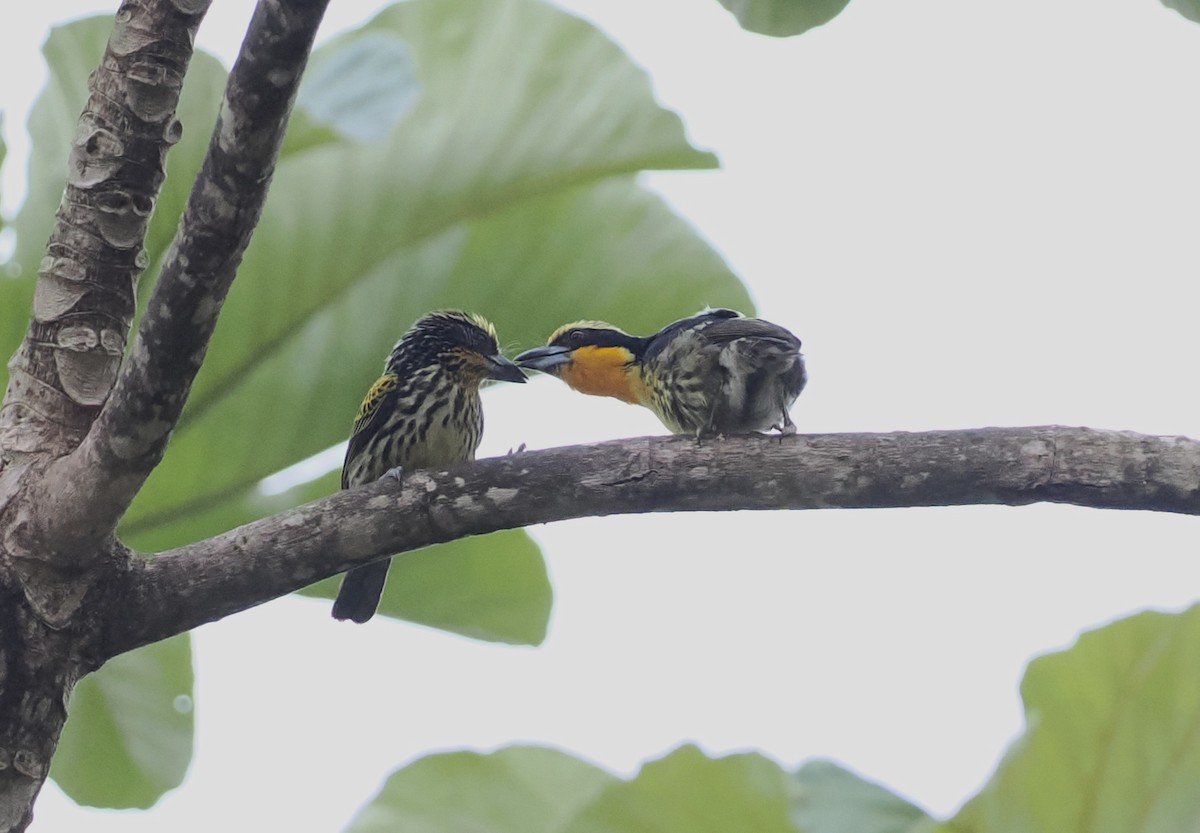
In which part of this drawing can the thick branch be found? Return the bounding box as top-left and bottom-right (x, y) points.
(0, 8), (211, 820)
(36, 0), (330, 556)
(105, 426), (1200, 656)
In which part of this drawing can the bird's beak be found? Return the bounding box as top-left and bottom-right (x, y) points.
(515, 345), (573, 374)
(486, 354), (528, 383)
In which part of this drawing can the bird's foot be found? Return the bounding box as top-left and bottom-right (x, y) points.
(381, 465), (405, 482)
(507, 442), (528, 456)
(772, 412), (798, 435)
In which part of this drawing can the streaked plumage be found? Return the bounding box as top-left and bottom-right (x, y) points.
(516, 308), (806, 436)
(333, 310), (526, 624)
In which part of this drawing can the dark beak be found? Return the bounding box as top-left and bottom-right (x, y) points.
(486, 354), (527, 384)
(515, 345), (574, 374)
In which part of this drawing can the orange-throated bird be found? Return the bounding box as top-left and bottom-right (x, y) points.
(332, 310), (526, 624)
(515, 308), (805, 436)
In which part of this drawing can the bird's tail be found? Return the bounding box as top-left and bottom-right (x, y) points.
(332, 560), (391, 623)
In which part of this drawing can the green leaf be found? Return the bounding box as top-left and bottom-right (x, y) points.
(135, 43), (341, 307)
(1160, 0), (1200, 23)
(0, 116), (6, 234)
(120, 0), (746, 544)
(789, 760), (937, 833)
(347, 746), (617, 833)
(297, 30), (419, 140)
(565, 744), (796, 833)
(0, 270), (31, 369)
(11, 17), (226, 275)
(50, 634), (194, 809)
(954, 606), (1200, 833)
(10, 15), (339, 316)
(348, 747), (943, 833)
(10, 17), (102, 279)
(123, 175), (747, 541)
(716, 0), (852, 36)
(300, 522), (553, 646)
(0, 118), (31, 363)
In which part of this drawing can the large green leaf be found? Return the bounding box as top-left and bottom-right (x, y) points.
(0, 118), (6, 234)
(347, 746), (618, 833)
(954, 606), (1200, 832)
(121, 0), (745, 542)
(300, 527), (552, 645)
(0, 119), (30, 362)
(789, 761), (937, 833)
(565, 745), (796, 833)
(716, 0), (852, 36)
(165, 0), (718, 448)
(347, 746), (952, 833)
(1160, 0), (1200, 23)
(296, 30), (419, 141)
(0, 270), (32, 370)
(349, 745), (798, 833)
(50, 634), (194, 808)
(124, 176), (747, 540)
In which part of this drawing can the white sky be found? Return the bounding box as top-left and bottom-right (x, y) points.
(6, 0), (1200, 830)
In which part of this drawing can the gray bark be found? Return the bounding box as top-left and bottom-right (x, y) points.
(0, 0), (327, 828)
(103, 426), (1200, 657)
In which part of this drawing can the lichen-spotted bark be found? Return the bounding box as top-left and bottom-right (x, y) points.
(0, 0), (334, 825)
(38, 0), (333, 560)
(104, 427), (1200, 658)
(2, 0), (208, 451)
(0, 591), (102, 832)
(0, 0), (211, 826)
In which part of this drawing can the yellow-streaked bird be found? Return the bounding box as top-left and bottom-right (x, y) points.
(515, 308), (806, 436)
(332, 310), (526, 624)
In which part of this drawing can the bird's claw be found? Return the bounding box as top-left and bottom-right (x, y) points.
(507, 442), (528, 456)
(381, 465), (405, 482)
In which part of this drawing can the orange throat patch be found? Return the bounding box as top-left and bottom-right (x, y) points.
(559, 346), (645, 405)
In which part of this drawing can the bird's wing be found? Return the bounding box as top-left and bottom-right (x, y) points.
(342, 373), (399, 488)
(643, 308), (742, 364)
(697, 316), (802, 351)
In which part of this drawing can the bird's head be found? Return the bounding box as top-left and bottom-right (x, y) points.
(389, 310), (527, 386)
(515, 321), (648, 404)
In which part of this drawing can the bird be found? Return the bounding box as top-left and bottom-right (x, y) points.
(515, 308), (806, 436)
(332, 310), (526, 624)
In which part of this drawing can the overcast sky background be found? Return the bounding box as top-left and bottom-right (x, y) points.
(5, 0), (1200, 830)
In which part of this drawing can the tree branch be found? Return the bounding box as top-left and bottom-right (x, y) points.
(1, 0), (213, 637)
(0, 1), (331, 824)
(34, 0), (330, 559)
(104, 426), (1200, 657)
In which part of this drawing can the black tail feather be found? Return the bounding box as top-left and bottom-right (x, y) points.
(332, 560), (391, 623)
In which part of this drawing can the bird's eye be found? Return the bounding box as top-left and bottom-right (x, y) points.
(566, 329), (587, 347)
